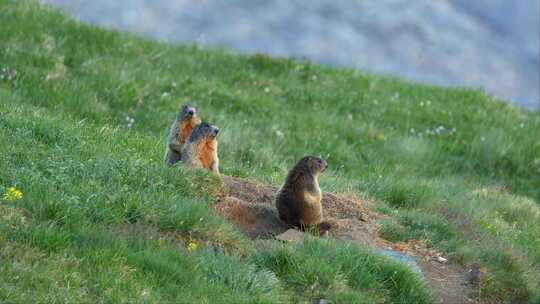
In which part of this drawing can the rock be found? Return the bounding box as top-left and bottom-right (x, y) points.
(436, 256), (448, 264)
(359, 212), (368, 222)
(466, 262), (484, 286)
(275, 229), (304, 244)
(381, 250), (423, 276)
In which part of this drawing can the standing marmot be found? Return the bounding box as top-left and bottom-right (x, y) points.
(181, 122), (220, 174)
(276, 156), (328, 232)
(164, 104), (201, 166)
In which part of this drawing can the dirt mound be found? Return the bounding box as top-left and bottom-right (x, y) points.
(213, 196), (288, 238)
(215, 176), (380, 242)
(218, 176), (402, 252)
(213, 175), (476, 304)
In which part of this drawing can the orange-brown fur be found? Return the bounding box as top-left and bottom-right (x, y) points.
(196, 138), (218, 170)
(180, 122), (220, 174)
(178, 119), (198, 145)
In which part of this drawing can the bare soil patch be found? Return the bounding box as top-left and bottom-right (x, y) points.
(213, 176), (477, 304)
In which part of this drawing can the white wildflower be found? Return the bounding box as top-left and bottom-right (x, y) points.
(125, 116), (135, 128)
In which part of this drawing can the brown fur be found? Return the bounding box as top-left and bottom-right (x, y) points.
(275, 156), (328, 232)
(165, 105), (201, 166)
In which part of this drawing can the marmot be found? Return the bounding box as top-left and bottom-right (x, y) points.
(164, 104), (201, 166)
(275, 156), (329, 233)
(181, 122), (220, 174)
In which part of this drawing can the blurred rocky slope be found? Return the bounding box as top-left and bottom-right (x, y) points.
(41, 0), (539, 109)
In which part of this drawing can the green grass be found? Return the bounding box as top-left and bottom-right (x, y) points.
(0, 88), (427, 303)
(1, 0), (539, 303)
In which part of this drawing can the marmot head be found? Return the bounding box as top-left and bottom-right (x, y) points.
(188, 122), (220, 143)
(295, 156), (327, 175)
(178, 104), (199, 122)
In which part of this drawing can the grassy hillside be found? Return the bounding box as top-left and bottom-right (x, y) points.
(1, 1), (539, 303)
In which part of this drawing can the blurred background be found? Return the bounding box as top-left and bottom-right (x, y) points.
(40, 0), (539, 110)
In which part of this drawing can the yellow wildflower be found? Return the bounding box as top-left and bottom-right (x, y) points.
(187, 241), (198, 252)
(3, 186), (23, 201)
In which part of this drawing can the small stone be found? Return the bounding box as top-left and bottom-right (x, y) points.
(436, 256), (448, 263)
(275, 229), (304, 244)
(466, 262), (483, 286)
(359, 212), (368, 222)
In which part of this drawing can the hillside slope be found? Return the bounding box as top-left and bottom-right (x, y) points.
(41, 0), (540, 109)
(1, 1), (540, 303)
